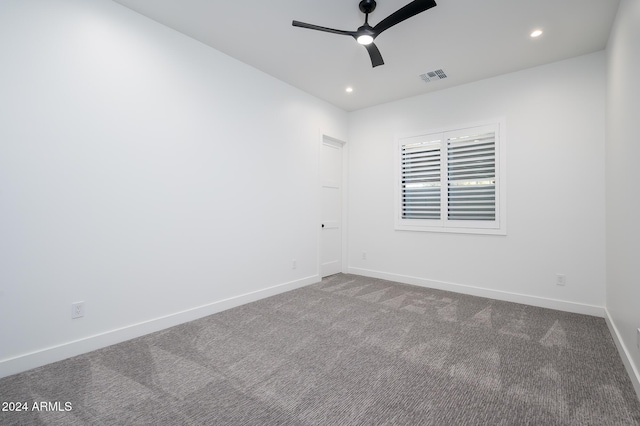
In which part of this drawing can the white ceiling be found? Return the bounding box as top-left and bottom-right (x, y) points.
(112, 0), (620, 111)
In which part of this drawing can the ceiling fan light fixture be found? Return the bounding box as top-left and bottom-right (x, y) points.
(357, 34), (374, 45)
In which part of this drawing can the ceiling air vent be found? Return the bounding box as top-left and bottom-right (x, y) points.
(419, 69), (447, 83)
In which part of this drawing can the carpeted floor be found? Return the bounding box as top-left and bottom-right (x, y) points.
(1, 273), (639, 425)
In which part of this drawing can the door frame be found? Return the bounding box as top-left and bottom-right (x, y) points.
(318, 133), (348, 277)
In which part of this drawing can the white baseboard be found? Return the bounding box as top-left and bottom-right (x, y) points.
(604, 309), (640, 400)
(348, 267), (605, 317)
(0, 274), (320, 379)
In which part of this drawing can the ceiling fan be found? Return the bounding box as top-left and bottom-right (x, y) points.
(292, 0), (437, 68)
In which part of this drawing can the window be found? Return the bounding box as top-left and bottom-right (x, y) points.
(395, 120), (506, 235)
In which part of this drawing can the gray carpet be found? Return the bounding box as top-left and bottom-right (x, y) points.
(1, 273), (639, 425)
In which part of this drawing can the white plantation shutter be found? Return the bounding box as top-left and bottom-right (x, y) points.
(446, 129), (496, 221)
(401, 138), (442, 220)
(396, 121), (504, 234)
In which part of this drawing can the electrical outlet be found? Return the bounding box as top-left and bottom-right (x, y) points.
(362, 252), (367, 260)
(71, 302), (84, 319)
(556, 274), (566, 286)
(292, 259), (297, 270)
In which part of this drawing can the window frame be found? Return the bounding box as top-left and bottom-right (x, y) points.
(394, 119), (506, 235)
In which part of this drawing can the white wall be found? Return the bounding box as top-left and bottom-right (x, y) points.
(347, 52), (606, 314)
(605, 0), (640, 395)
(0, 0), (347, 377)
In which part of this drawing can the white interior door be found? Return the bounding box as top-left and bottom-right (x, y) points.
(320, 137), (343, 277)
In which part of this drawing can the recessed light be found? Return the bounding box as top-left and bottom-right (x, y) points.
(346, 87), (353, 93)
(530, 29), (543, 38)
